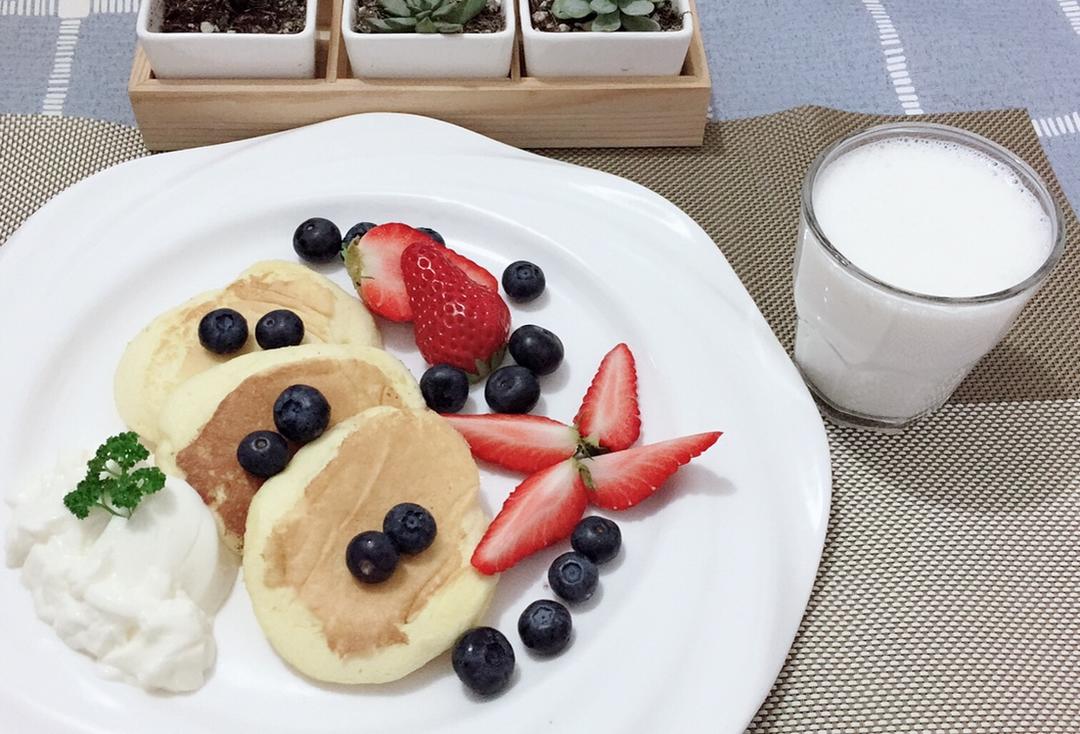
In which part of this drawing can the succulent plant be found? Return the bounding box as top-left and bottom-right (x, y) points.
(365, 0), (488, 32)
(551, 0), (663, 31)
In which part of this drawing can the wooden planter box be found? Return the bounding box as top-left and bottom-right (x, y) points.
(129, 0), (711, 151)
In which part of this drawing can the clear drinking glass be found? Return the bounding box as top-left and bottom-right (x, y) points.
(793, 123), (1065, 431)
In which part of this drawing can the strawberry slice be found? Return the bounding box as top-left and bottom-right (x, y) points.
(578, 432), (722, 510)
(442, 414), (580, 474)
(402, 242), (511, 379)
(343, 223), (428, 322)
(343, 223), (496, 322)
(574, 343), (641, 452)
(471, 459), (587, 575)
(445, 250), (499, 292)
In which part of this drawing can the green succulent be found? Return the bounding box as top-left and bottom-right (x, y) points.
(366, 0), (488, 33)
(551, 0), (663, 31)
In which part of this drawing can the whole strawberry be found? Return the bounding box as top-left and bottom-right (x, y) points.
(402, 242), (510, 380)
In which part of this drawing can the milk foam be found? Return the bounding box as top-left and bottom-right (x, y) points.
(812, 136), (1053, 298)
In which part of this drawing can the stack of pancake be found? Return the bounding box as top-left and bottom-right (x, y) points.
(113, 260), (496, 684)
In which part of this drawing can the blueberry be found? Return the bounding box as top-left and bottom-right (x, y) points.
(484, 366), (540, 414)
(419, 364), (470, 413)
(345, 531), (399, 584)
(548, 552), (599, 604)
(517, 599), (572, 655)
(255, 309), (305, 350)
(571, 516), (621, 565)
(501, 261), (545, 302)
(236, 430), (290, 478)
(417, 227), (445, 245)
(383, 502), (437, 555)
(508, 325), (564, 376)
(293, 217), (342, 263)
(273, 384), (330, 444)
(342, 221), (377, 246)
(452, 627), (515, 696)
(198, 308), (248, 354)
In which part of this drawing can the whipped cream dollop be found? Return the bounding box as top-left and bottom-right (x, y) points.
(5, 453), (237, 692)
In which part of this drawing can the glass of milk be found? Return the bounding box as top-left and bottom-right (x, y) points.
(793, 123), (1065, 430)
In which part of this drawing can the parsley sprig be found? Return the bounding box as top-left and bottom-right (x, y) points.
(63, 432), (166, 519)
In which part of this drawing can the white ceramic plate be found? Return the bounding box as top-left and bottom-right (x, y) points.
(0, 114), (830, 734)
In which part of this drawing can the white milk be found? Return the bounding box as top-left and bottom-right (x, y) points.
(793, 132), (1057, 425)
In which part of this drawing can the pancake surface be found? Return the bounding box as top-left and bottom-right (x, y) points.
(115, 260), (380, 447)
(155, 344), (424, 552)
(244, 407), (496, 684)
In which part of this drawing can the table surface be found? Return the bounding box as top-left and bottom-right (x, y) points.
(1, 0), (1079, 210)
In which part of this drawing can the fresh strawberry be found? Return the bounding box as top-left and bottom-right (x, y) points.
(402, 242), (511, 379)
(343, 223), (496, 322)
(442, 414), (580, 474)
(574, 343), (641, 452)
(343, 223), (428, 322)
(471, 460), (587, 575)
(577, 432), (721, 510)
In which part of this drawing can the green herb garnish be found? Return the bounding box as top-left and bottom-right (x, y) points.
(63, 432), (166, 519)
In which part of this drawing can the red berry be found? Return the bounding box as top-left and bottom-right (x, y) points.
(578, 432), (722, 510)
(401, 242), (510, 380)
(574, 343), (641, 452)
(471, 459), (587, 575)
(442, 414), (579, 474)
(343, 223), (496, 322)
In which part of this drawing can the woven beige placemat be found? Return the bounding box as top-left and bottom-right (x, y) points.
(2, 110), (1078, 732)
(0, 115), (148, 244)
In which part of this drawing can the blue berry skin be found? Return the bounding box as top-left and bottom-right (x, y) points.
(501, 261), (545, 303)
(273, 384), (330, 444)
(255, 309), (305, 350)
(484, 366), (541, 414)
(383, 503), (437, 555)
(547, 552), (599, 604)
(236, 430), (290, 478)
(571, 516), (622, 565)
(417, 227), (445, 245)
(517, 600), (572, 655)
(420, 364), (470, 413)
(293, 217), (342, 263)
(198, 308), (249, 354)
(345, 531), (399, 584)
(508, 325), (564, 376)
(452, 627), (515, 696)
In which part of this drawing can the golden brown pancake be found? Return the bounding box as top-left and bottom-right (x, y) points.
(243, 407), (496, 684)
(115, 260), (381, 448)
(154, 344), (424, 553)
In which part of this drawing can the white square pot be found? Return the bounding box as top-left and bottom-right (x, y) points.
(343, 0), (515, 78)
(519, 0), (693, 76)
(136, 0), (317, 79)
